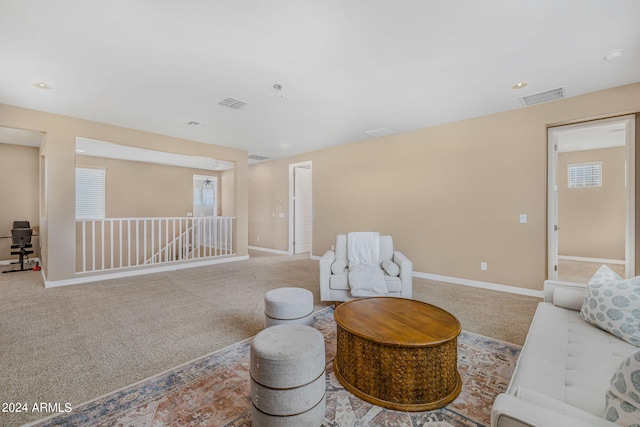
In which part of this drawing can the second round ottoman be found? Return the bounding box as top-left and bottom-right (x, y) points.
(250, 323), (326, 426)
(264, 287), (314, 327)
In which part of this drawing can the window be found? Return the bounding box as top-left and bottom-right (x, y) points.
(76, 167), (105, 219)
(568, 162), (602, 188)
(193, 175), (217, 216)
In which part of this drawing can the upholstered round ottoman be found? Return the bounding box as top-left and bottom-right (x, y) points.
(250, 323), (326, 426)
(264, 287), (314, 327)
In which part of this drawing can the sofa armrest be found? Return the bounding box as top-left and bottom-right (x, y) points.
(393, 251), (412, 299)
(319, 250), (335, 301)
(491, 393), (617, 427)
(543, 280), (587, 303)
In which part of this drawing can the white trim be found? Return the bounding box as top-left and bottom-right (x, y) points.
(248, 246), (290, 255)
(547, 125), (559, 280)
(288, 160), (312, 255)
(412, 271), (543, 298)
(310, 254), (321, 261)
(44, 255), (249, 288)
(558, 255), (625, 265)
(625, 116), (636, 278)
(548, 115), (636, 280)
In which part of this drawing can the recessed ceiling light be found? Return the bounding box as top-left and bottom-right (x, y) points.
(512, 81), (528, 90)
(34, 82), (51, 89)
(604, 49), (624, 61)
(280, 143), (290, 149)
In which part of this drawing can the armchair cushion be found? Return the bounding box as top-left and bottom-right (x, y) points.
(382, 259), (400, 277)
(335, 234), (347, 264)
(331, 260), (347, 274)
(379, 235), (393, 264)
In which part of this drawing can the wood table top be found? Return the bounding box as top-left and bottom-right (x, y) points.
(334, 297), (461, 347)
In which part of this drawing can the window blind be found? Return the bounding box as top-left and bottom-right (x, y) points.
(568, 162), (602, 188)
(76, 167), (105, 219)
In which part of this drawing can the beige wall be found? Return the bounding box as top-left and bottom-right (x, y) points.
(221, 168), (236, 217)
(557, 147), (626, 260)
(76, 155), (224, 218)
(0, 103), (248, 282)
(0, 143), (40, 259)
(248, 83), (640, 291)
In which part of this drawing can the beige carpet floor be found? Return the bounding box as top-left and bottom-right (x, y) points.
(0, 251), (540, 427)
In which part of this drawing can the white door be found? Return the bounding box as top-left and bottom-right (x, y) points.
(294, 167), (312, 254)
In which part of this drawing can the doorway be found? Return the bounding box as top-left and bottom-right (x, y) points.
(193, 175), (217, 217)
(548, 115), (635, 282)
(289, 161), (312, 255)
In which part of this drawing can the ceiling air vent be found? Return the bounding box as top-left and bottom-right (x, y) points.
(248, 154), (270, 161)
(218, 97), (248, 109)
(520, 87), (565, 107)
(365, 128), (396, 138)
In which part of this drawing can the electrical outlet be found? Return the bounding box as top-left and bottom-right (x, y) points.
(257, 236), (260, 242)
(481, 262), (488, 271)
(520, 214), (527, 224)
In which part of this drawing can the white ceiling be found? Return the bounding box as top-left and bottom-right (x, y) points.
(0, 0), (639, 162)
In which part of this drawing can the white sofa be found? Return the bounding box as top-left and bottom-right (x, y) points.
(491, 280), (636, 427)
(319, 234), (412, 302)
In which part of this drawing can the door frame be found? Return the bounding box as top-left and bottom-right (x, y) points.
(547, 115), (636, 280)
(288, 160), (312, 255)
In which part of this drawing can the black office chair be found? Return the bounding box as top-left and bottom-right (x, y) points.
(2, 221), (34, 274)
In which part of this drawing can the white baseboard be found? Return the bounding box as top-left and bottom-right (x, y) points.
(44, 255), (249, 288)
(558, 255), (625, 265)
(248, 246), (290, 255)
(413, 271), (543, 298)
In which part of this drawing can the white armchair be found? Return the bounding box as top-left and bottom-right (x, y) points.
(319, 233), (412, 302)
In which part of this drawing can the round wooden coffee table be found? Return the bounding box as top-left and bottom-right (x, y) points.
(333, 297), (461, 411)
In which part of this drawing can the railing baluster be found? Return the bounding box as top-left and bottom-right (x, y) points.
(82, 221), (86, 272)
(144, 219), (147, 264)
(166, 219), (170, 261)
(77, 216), (235, 273)
(92, 220), (96, 272)
(119, 220), (122, 268)
(110, 220), (114, 270)
(136, 219), (139, 266)
(127, 219), (130, 267)
(229, 217), (233, 254)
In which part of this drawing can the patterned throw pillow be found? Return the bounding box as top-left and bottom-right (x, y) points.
(580, 265), (640, 347)
(605, 349), (640, 426)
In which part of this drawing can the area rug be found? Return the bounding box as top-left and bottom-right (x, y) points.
(26, 306), (521, 427)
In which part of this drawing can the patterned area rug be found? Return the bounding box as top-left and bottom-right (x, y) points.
(27, 306), (520, 427)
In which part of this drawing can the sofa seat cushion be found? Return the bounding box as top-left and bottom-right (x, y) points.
(329, 270), (349, 290)
(508, 302), (637, 418)
(384, 275), (402, 292)
(330, 269), (400, 293)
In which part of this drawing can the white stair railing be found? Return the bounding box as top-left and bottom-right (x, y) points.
(76, 216), (236, 273)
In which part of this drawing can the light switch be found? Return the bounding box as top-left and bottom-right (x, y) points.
(519, 214), (527, 224)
